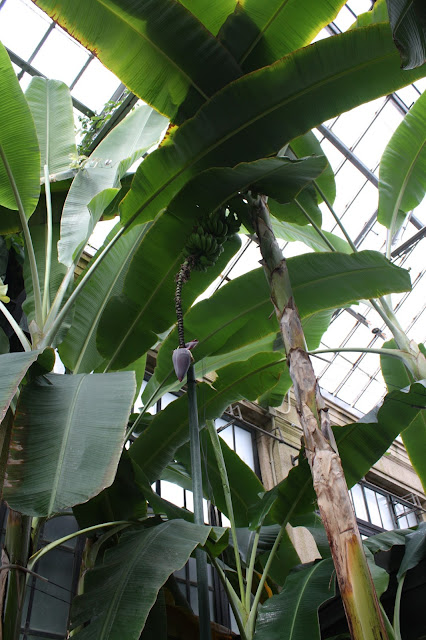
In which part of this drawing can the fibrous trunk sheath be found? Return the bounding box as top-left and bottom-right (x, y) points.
(251, 195), (388, 640)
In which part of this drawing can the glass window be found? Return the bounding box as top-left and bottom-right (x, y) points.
(364, 487), (383, 528)
(351, 484), (368, 521)
(234, 426), (255, 469)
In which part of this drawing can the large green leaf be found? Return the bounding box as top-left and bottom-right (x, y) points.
(218, 0), (345, 70)
(73, 452), (147, 529)
(0, 351), (40, 422)
(96, 226), (241, 370)
(33, 0), (241, 124)
(120, 24), (426, 229)
(0, 41), (40, 217)
(272, 217), (352, 253)
(253, 559), (335, 639)
(386, 0), (426, 69)
(58, 104), (167, 267)
(378, 90), (426, 235)
(70, 520), (210, 640)
(381, 340), (426, 492)
(268, 187), (323, 227)
(4, 371), (136, 516)
(129, 352), (285, 482)
(397, 522), (426, 580)
(59, 224), (148, 373)
(25, 77), (76, 178)
(175, 430), (265, 528)
(144, 251), (408, 409)
(253, 526), (301, 587)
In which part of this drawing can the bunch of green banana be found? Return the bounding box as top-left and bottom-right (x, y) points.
(183, 228), (224, 271)
(183, 207), (242, 272)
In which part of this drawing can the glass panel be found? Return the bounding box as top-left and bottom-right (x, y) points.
(43, 514), (79, 549)
(0, 0), (51, 60)
(161, 392), (178, 408)
(376, 493), (394, 530)
(174, 566), (186, 579)
(160, 481), (185, 508)
(234, 426), (255, 470)
(188, 557), (197, 582)
(217, 421), (233, 450)
(351, 484), (368, 521)
(407, 510), (418, 527)
(190, 585), (199, 614)
(72, 57), (121, 112)
(31, 27), (90, 86)
(28, 548), (74, 633)
(364, 487), (382, 527)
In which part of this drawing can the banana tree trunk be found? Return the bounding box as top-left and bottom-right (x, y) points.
(250, 195), (388, 640)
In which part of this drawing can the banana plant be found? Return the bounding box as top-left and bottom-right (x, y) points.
(0, 45), (181, 638)
(0, 0), (424, 638)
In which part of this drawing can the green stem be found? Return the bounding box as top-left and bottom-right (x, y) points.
(0, 300), (31, 351)
(188, 365), (211, 640)
(209, 556), (248, 640)
(3, 511), (32, 640)
(27, 520), (132, 570)
(245, 529), (260, 612)
(0, 145), (43, 331)
(313, 183), (357, 252)
(380, 603), (396, 640)
(369, 298), (409, 351)
(245, 522), (285, 638)
(206, 420), (246, 606)
(42, 165), (53, 321)
(393, 574), (405, 640)
(294, 198), (337, 252)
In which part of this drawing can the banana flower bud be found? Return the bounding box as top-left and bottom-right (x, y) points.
(172, 340), (198, 381)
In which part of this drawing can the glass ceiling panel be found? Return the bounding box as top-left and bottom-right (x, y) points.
(0, 0), (49, 59)
(1, 0), (424, 417)
(31, 27), (90, 85)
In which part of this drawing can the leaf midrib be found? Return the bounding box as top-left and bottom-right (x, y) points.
(239, 0), (291, 65)
(47, 375), (86, 515)
(287, 561), (327, 638)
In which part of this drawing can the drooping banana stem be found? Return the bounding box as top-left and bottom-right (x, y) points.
(174, 260), (211, 639)
(250, 195), (388, 640)
(175, 261), (191, 348)
(188, 364), (211, 640)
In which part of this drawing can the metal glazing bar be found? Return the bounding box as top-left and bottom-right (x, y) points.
(391, 226), (426, 258)
(69, 54), (94, 90)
